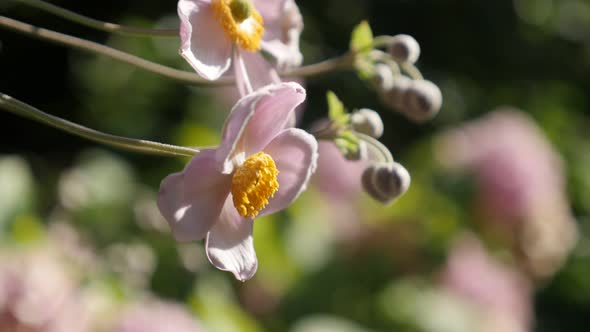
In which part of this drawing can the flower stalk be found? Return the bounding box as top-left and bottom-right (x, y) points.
(0, 16), (355, 85)
(0, 93), (199, 158)
(14, 0), (179, 37)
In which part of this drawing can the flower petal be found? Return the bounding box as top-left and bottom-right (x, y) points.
(216, 82), (306, 173)
(178, 0), (232, 80)
(206, 197), (258, 281)
(261, 128), (318, 215)
(157, 149), (232, 242)
(254, 0), (303, 69)
(240, 51), (281, 91)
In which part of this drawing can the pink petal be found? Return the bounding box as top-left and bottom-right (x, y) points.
(205, 197), (258, 281)
(178, 0), (232, 80)
(260, 128), (318, 215)
(252, 0), (284, 25)
(157, 149), (232, 242)
(254, 0), (303, 69)
(216, 82), (306, 173)
(240, 51), (281, 92)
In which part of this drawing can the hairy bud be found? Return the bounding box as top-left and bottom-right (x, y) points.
(372, 63), (394, 92)
(361, 162), (410, 204)
(382, 75), (413, 112)
(403, 80), (442, 123)
(388, 34), (421, 64)
(350, 108), (384, 138)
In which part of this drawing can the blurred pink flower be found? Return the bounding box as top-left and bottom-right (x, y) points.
(441, 235), (533, 332)
(436, 110), (577, 278)
(158, 82), (318, 281)
(0, 248), (89, 332)
(178, 0), (303, 93)
(311, 141), (368, 239)
(113, 301), (205, 332)
(314, 141), (367, 201)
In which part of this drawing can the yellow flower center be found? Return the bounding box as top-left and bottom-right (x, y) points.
(231, 152), (279, 218)
(211, 0), (264, 52)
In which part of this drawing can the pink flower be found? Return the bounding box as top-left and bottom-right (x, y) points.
(0, 249), (90, 332)
(113, 301), (205, 332)
(436, 110), (577, 278)
(253, 0), (303, 70)
(441, 235), (533, 332)
(157, 82), (317, 281)
(178, 0), (303, 83)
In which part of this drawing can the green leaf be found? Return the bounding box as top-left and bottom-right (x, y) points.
(326, 91), (348, 126)
(349, 20), (374, 52)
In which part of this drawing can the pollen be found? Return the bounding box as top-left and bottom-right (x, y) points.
(231, 152), (279, 219)
(211, 0), (264, 52)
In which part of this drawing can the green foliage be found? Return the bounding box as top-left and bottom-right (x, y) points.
(349, 20), (374, 53)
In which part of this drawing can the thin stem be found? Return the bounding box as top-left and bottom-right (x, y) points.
(0, 16), (355, 85)
(15, 0), (178, 37)
(399, 62), (424, 80)
(356, 133), (394, 164)
(0, 93), (199, 158)
(283, 54), (354, 78)
(0, 16), (232, 86)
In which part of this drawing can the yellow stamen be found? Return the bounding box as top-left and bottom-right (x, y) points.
(231, 152), (279, 218)
(211, 0), (264, 52)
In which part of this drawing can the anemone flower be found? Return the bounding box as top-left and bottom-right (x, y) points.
(178, 0), (304, 92)
(157, 82), (317, 281)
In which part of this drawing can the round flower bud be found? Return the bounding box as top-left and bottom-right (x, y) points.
(361, 162), (410, 204)
(388, 34), (421, 64)
(381, 75), (413, 112)
(350, 108), (384, 138)
(403, 79), (442, 123)
(372, 63), (394, 92)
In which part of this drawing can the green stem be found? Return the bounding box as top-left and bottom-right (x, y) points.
(356, 133), (394, 164)
(15, 0), (178, 37)
(0, 93), (199, 158)
(0, 16), (355, 85)
(0, 16), (232, 86)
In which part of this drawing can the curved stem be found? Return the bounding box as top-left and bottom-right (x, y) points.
(399, 62), (424, 80)
(15, 0), (178, 37)
(0, 16), (232, 86)
(0, 93), (198, 158)
(356, 133), (394, 164)
(0, 16), (355, 85)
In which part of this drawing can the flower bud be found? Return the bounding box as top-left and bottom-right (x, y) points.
(381, 75), (412, 112)
(361, 162), (410, 204)
(350, 108), (384, 138)
(403, 79), (442, 123)
(388, 34), (421, 64)
(372, 63), (394, 91)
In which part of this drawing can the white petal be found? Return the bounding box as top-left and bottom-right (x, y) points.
(178, 0), (232, 80)
(205, 197), (258, 281)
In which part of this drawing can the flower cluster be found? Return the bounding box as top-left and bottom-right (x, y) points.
(155, 0), (442, 281)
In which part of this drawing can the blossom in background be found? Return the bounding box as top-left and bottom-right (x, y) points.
(436, 109), (577, 278)
(113, 301), (205, 332)
(441, 235), (533, 332)
(178, 0), (303, 89)
(0, 247), (89, 332)
(312, 141), (368, 239)
(158, 82), (318, 281)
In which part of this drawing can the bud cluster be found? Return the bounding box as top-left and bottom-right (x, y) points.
(365, 34), (443, 123)
(315, 92), (411, 204)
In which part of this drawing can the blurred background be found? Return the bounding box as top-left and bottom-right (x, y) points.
(1, 0), (590, 331)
